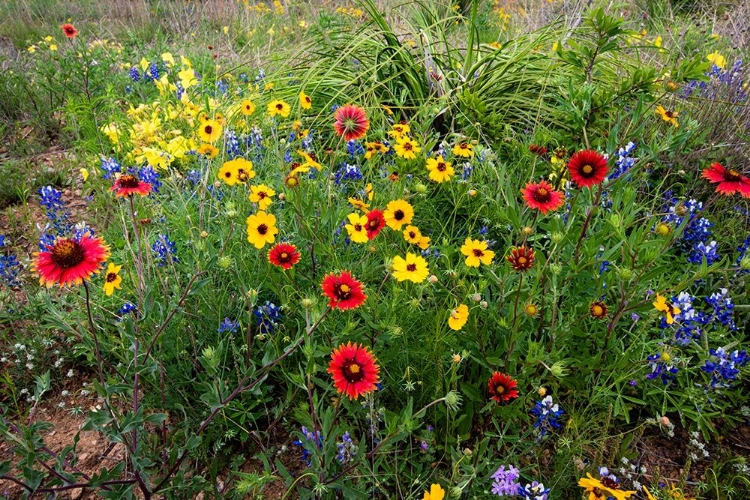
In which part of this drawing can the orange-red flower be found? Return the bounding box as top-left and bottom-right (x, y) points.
(506, 246), (535, 272)
(568, 150), (608, 188)
(110, 173), (152, 198)
(328, 342), (380, 399)
(268, 243), (300, 270)
(701, 162), (750, 198)
(33, 234), (109, 288)
(61, 23), (78, 38)
(487, 372), (519, 404)
(521, 180), (565, 213)
(590, 301), (608, 319)
(333, 104), (369, 142)
(365, 209), (386, 240)
(321, 271), (367, 310)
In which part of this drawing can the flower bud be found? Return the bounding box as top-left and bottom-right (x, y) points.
(538, 386), (547, 397)
(660, 351), (672, 362)
(415, 183), (428, 194)
(549, 263), (562, 275)
(467, 189), (477, 197)
(445, 391), (460, 408)
(660, 416), (671, 426)
(452, 353), (461, 363)
(301, 298), (315, 308)
(740, 256), (750, 270)
(471, 293), (481, 302)
(551, 231), (564, 244)
(449, 486), (463, 499)
(618, 267), (634, 280)
(479, 300), (488, 310)
(218, 255), (233, 269)
(654, 222), (671, 236)
(278, 193), (286, 201)
(522, 226), (533, 235)
(200, 230), (209, 238)
(428, 274), (438, 284)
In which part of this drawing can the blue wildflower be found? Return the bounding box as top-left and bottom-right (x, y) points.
(218, 318), (239, 334)
(152, 234), (178, 266)
(702, 347), (748, 388)
(129, 66), (140, 82)
(531, 396), (564, 437)
(518, 481), (549, 500)
(646, 353), (679, 384)
(100, 157), (122, 179)
(292, 426), (323, 466)
(336, 432), (356, 464)
(254, 301), (281, 333)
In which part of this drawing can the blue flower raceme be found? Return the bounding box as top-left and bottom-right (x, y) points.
(531, 396), (564, 437)
(292, 426), (323, 466)
(702, 348), (748, 388)
(336, 432), (356, 464)
(0, 235), (21, 288)
(646, 352), (678, 384)
(254, 301), (281, 333)
(518, 481), (549, 500)
(100, 157), (122, 179)
(608, 141), (637, 180)
(152, 234), (178, 266)
(217, 318), (239, 334)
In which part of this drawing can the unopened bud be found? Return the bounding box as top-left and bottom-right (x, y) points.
(428, 275), (438, 284)
(467, 189), (477, 197)
(479, 300), (488, 309)
(471, 293), (481, 302)
(538, 386), (547, 397)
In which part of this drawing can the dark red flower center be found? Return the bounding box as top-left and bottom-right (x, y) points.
(601, 478), (619, 490)
(460, 143), (468, 149)
(406, 263), (417, 272)
(408, 231), (416, 239)
(257, 191), (267, 199)
(118, 174), (140, 188)
(342, 360), (365, 383)
(305, 96), (311, 104)
(473, 249), (484, 257)
(354, 224), (363, 231)
(279, 252), (290, 261)
(368, 219), (380, 229)
(664, 110), (674, 118)
(237, 169), (249, 182)
(257, 224), (268, 235)
(224, 171), (232, 178)
(725, 169), (742, 182)
(437, 162), (446, 171)
(394, 210), (404, 220)
(335, 283), (352, 299)
(533, 187), (551, 202)
(276, 103), (284, 110)
(106, 272), (118, 283)
(402, 142), (413, 151)
(204, 125), (213, 135)
(50, 239), (85, 269)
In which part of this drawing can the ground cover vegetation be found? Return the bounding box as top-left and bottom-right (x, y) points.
(0, 0), (748, 498)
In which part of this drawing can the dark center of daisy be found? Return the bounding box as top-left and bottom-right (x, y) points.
(582, 165), (593, 175)
(106, 272), (118, 282)
(402, 142), (413, 151)
(601, 478), (619, 490)
(354, 224), (362, 231)
(342, 360), (365, 383)
(726, 169), (742, 181)
(336, 283), (351, 299)
(409, 231), (416, 239)
(305, 96), (311, 103)
(224, 171), (232, 178)
(50, 239), (85, 269)
(437, 162), (446, 171)
(276, 103), (283, 110)
(532, 187), (550, 202)
(460, 143), (468, 149)
(119, 174), (140, 188)
(406, 263), (417, 272)
(257, 224), (268, 235)
(394, 126), (403, 133)
(664, 110), (674, 118)
(473, 249), (484, 257)
(204, 125), (213, 134)
(394, 210), (404, 220)
(257, 192), (266, 199)
(495, 384), (505, 395)
(237, 169), (249, 181)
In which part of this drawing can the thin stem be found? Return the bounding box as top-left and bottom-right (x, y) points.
(128, 195), (145, 309)
(505, 274), (524, 370)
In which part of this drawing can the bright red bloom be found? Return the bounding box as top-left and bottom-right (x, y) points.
(568, 150), (609, 188)
(110, 174), (152, 198)
(506, 246), (535, 272)
(321, 271), (367, 310)
(333, 104), (369, 142)
(365, 209), (386, 240)
(328, 342), (380, 399)
(701, 162), (750, 198)
(268, 243), (300, 270)
(487, 372), (519, 404)
(61, 23), (78, 38)
(33, 234), (109, 288)
(521, 180), (565, 213)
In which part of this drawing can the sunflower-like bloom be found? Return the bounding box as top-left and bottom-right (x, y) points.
(421, 484), (445, 500)
(452, 142), (474, 157)
(461, 238), (495, 267)
(249, 184), (276, 210)
(299, 91), (312, 110)
(333, 104), (369, 141)
(239, 99), (256, 116)
(578, 473), (636, 500)
(328, 342), (379, 399)
(218, 158), (255, 186)
(448, 304), (469, 331)
(521, 180), (564, 213)
(426, 156), (454, 183)
(345, 213), (369, 243)
(61, 23), (78, 38)
(383, 199), (414, 230)
(653, 294), (680, 324)
(392, 252), (429, 283)
(197, 119), (223, 143)
(267, 99), (291, 118)
(568, 150), (609, 188)
(393, 137), (421, 160)
(655, 105), (679, 127)
(403, 226), (430, 249)
(33, 234), (109, 288)
(103, 263), (122, 296)
(246, 211), (278, 249)
(506, 246), (535, 272)
(487, 372), (519, 404)
(321, 271), (367, 310)
(701, 162), (750, 198)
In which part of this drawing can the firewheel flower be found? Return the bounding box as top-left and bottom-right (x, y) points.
(506, 246), (535, 272)
(521, 180), (565, 214)
(568, 150), (609, 188)
(383, 199), (414, 230)
(487, 372), (519, 404)
(653, 294), (680, 325)
(333, 104), (369, 141)
(61, 23), (78, 38)
(321, 271), (367, 310)
(246, 211), (278, 249)
(110, 173), (152, 198)
(268, 243), (300, 270)
(392, 252), (429, 283)
(448, 304), (469, 331)
(589, 301), (608, 319)
(328, 342), (379, 399)
(365, 209), (386, 240)
(460, 238), (495, 267)
(33, 234), (109, 288)
(103, 263), (122, 296)
(701, 162), (750, 198)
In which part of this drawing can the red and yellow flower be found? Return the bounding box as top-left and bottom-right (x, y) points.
(321, 271), (367, 310)
(568, 150), (609, 188)
(110, 173), (152, 198)
(701, 162), (750, 198)
(268, 243), (300, 270)
(487, 372), (519, 404)
(33, 234), (109, 288)
(328, 342), (379, 399)
(521, 180), (565, 214)
(333, 104), (369, 141)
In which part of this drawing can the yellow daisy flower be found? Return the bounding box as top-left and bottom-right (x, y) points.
(655, 106), (679, 128)
(299, 91), (312, 110)
(246, 211), (278, 249)
(267, 99), (291, 118)
(393, 137), (421, 160)
(448, 305), (469, 331)
(345, 213), (369, 243)
(240, 99), (256, 116)
(383, 199), (414, 230)
(426, 156), (455, 183)
(392, 252), (429, 283)
(249, 184), (276, 210)
(103, 263), (122, 296)
(460, 238), (495, 267)
(453, 142), (474, 157)
(198, 119), (223, 143)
